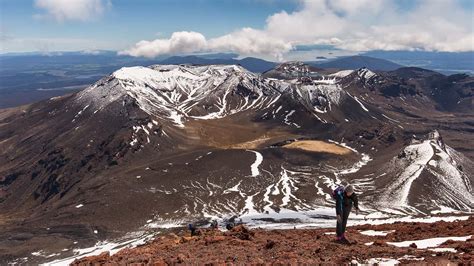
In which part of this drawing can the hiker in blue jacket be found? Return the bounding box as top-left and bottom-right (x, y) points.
(335, 184), (359, 242)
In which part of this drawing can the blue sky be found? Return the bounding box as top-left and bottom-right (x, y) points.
(1, 0), (473, 60)
(1, 0), (297, 52)
(4, 0), (295, 38)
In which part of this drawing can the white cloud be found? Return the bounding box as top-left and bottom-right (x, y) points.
(121, 0), (474, 59)
(34, 0), (111, 22)
(119, 29), (292, 60)
(327, 0), (474, 52)
(208, 28), (292, 60)
(119, 31), (207, 58)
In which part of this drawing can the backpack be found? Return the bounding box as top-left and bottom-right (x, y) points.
(331, 186), (344, 199)
(226, 222), (234, 230)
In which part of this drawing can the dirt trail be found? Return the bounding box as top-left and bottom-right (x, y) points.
(72, 216), (473, 265)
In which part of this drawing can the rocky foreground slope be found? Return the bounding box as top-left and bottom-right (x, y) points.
(73, 216), (473, 265)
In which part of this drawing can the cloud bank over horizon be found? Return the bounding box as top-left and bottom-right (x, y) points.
(120, 0), (474, 60)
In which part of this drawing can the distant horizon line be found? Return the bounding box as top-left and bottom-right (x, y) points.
(1, 49), (473, 58)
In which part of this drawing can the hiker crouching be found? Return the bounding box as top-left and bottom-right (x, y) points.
(334, 184), (359, 242)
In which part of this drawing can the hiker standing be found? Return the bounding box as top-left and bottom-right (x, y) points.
(334, 184), (359, 242)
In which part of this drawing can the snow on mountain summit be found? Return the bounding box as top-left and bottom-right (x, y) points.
(74, 63), (379, 130)
(112, 66), (167, 84)
(357, 67), (377, 80)
(76, 64), (280, 127)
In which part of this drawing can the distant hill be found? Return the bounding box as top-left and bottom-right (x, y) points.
(312, 55), (403, 71)
(160, 55), (277, 73)
(195, 53), (239, 60)
(361, 50), (474, 75)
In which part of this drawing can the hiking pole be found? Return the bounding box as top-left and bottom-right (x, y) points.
(357, 209), (369, 221)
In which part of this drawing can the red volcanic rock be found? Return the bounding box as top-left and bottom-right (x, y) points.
(265, 239), (276, 249)
(229, 225), (254, 240)
(373, 240), (388, 247)
(72, 251), (111, 265)
(72, 216), (474, 265)
(204, 235), (226, 245)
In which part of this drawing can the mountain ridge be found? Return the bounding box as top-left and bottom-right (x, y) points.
(311, 55), (404, 71)
(159, 55), (277, 73)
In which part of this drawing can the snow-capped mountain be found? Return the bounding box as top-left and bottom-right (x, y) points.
(76, 65), (280, 127)
(74, 64), (374, 131)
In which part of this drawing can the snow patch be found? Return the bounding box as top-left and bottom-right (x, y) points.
(43, 232), (155, 266)
(359, 230), (395, 236)
(428, 247), (457, 253)
(329, 70), (354, 78)
(247, 150), (263, 177)
(353, 96), (369, 112)
(366, 258), (399, 265)
(388, 235), (471, 249)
